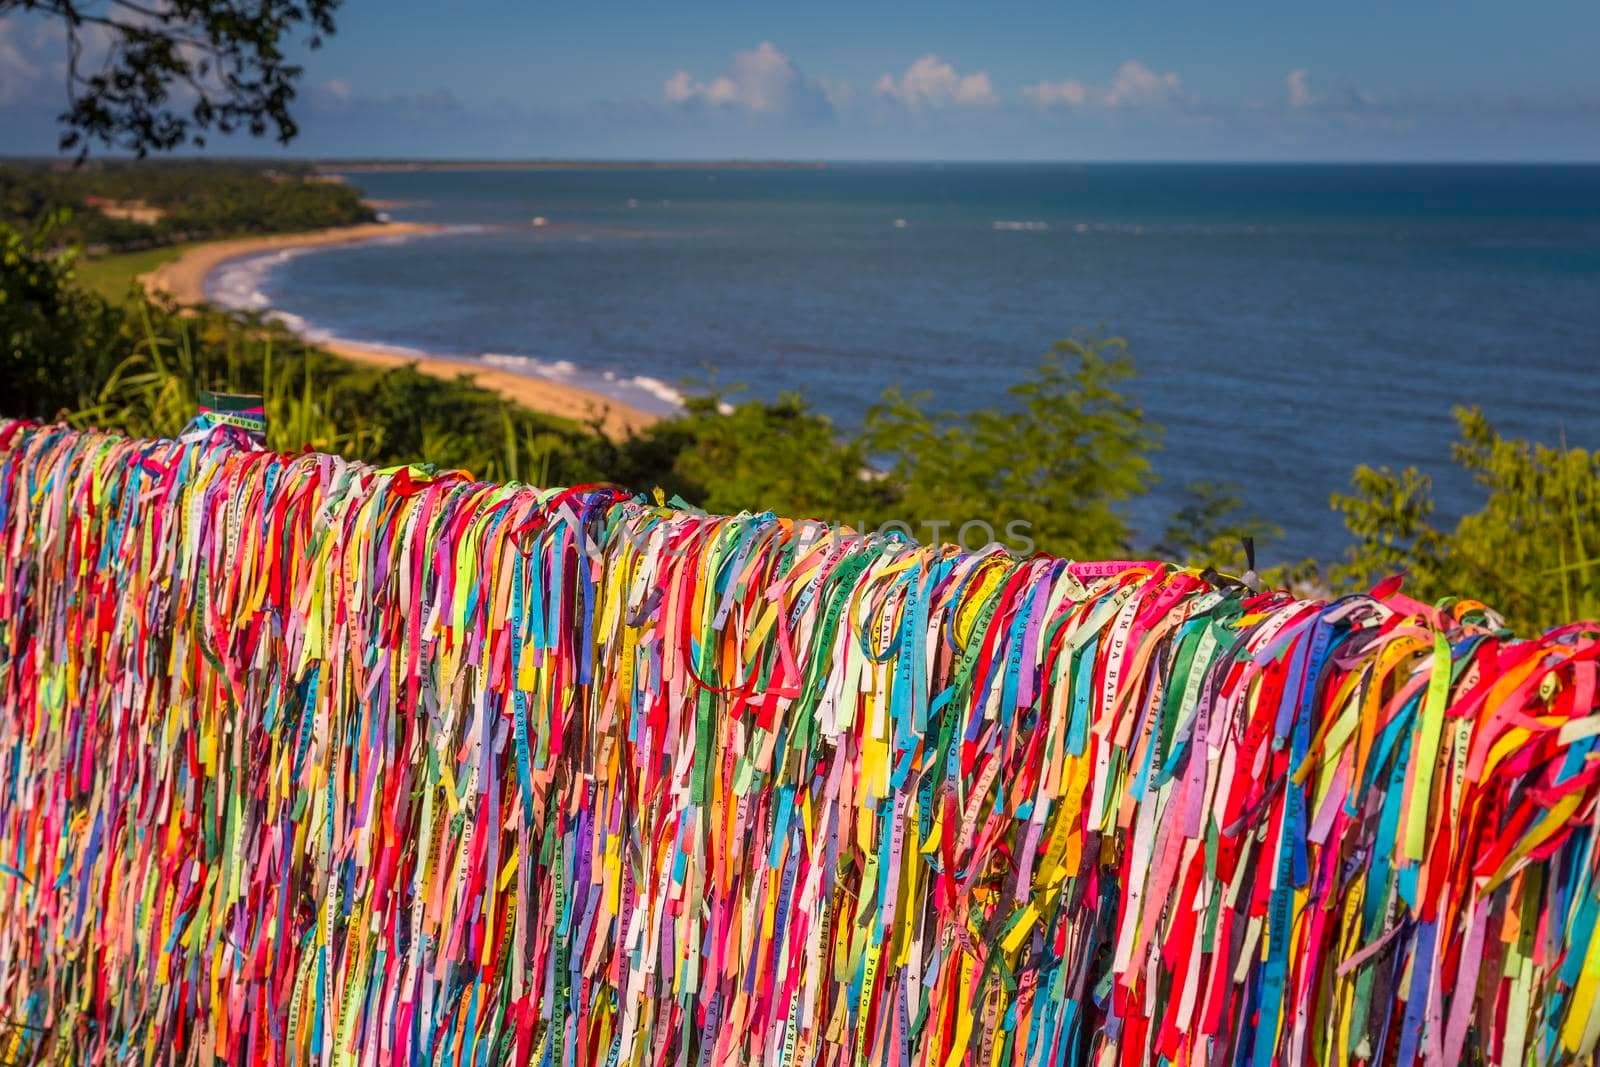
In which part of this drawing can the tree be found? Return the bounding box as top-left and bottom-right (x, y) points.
(2, 0), (339, 156)
(860, 337), (1156, 560)
(1, 214), (129, 415)
(1154, 481), (1279, 572)
(1332, 406), (1600, 633)
(660, 390), (892, 522)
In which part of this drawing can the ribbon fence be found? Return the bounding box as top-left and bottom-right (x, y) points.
(1, 419), (1598, 1066)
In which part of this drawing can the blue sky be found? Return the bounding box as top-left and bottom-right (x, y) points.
(3, 0), (1598, 160)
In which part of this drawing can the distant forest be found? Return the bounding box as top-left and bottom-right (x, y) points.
(0, 161), (373, 254)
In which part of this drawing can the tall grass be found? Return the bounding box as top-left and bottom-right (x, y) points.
(70, 306), (573, 485)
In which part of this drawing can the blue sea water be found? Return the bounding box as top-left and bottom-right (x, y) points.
(211, 164), (1600, 562)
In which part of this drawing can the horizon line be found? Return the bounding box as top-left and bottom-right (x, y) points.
(5, 155), (1600, 168)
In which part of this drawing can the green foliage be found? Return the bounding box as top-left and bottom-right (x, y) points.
(1332, 406), (1600, 633)
(2, 212), (131, 417)
(72, 310), (632, 480)
(0, 173), (150, 249)
(73, 305), (376, 457)
(1155, 482), (1280, 572)
(656, 391), (890, 521)
(0, 162), (373, 254)
(860, 337), (1154, 559)
(4, 0), (340, 156)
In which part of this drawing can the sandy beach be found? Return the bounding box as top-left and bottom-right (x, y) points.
(141, 223), (660, 439)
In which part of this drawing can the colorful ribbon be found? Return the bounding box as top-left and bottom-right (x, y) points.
(1, 419), (1598, 1066)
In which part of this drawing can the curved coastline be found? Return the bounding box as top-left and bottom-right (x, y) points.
(140, 223), (660, 439)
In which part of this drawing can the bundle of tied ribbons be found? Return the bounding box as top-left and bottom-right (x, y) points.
(1, 419), (1598, 1067)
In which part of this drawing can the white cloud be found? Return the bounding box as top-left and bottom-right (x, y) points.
(663, 42), (834, 120)
(1022, 80), (1090, 109)
(1286, 68), (1319, 109)
(876, 54), (997, 110)
(1104, 60), (1183, 107)
(1023, 60), (1184, 110)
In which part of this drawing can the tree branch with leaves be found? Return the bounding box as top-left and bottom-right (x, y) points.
(2, 0), (339, 156)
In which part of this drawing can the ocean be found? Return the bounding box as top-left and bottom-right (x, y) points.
(208, 163), (1600, 562)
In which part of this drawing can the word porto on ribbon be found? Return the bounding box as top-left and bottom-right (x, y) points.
(0, 419), (1597, 1066)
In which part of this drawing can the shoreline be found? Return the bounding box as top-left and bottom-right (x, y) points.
(316, 160), (826, 173)
(140, 223), (661, 439)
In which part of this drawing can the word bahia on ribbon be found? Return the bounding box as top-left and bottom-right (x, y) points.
(1, 419), (1599, 1066)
